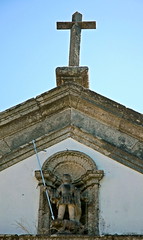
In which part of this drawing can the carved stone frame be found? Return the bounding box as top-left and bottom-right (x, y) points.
(35, 150), (104, 236)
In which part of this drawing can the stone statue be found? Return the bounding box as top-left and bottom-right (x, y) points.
(35, 151), (104, 235)
(48, 173), (83, 234)
(56, 174), (80, 221)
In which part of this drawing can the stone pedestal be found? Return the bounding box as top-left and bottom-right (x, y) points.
(56, 67), (89, 88)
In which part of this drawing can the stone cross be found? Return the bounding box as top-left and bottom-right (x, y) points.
(57, 12), (96, 66)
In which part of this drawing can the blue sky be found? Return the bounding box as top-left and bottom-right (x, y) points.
(0, 0), (143, 113)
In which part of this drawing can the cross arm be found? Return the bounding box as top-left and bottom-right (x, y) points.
(57, 21), (96, 30)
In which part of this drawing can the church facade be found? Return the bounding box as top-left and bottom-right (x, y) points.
(0, 12), (143, 239)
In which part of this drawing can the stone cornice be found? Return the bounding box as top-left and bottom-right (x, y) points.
(0, 82), (142, 173)
(0, 83), (142, 139)
(0, 235), (143, 240)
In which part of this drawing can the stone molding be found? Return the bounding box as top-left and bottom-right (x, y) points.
(0, 235), (143, 240)
(35, 150), (104, 187)
(42, 150), (97, 174)
(35, 150), (104, 235)
(0, 83), (142, 139)
(0, 82), (142, 173)
(0, 124), (143, 174)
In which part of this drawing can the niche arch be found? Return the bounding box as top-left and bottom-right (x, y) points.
(35, 150), (104, 235)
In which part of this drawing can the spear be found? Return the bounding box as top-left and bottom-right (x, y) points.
(32, 140), (55, 220)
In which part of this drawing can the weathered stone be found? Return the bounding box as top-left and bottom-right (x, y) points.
(4, 109), (71, 150)
(0, 126), (72, 171)
(0, 235), (143, 240)
(131, 141), (143, 159)
(0, 82), (142, 174)
(35, 151), (104, 235)
(56, 67), (89, 88)
(57, 12), (96, 66)
(0, 98), (39, 127)
(71, 109), (139, 156)
(0, 139), (11, 156)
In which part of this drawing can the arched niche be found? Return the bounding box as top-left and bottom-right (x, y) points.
(35, 150), (104, 236)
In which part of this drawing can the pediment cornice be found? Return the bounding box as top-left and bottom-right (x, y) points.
(0, 82), (142, 173)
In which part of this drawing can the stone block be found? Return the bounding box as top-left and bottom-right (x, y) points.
(56, 66), (89, 88)
(0, 139), (11, 156)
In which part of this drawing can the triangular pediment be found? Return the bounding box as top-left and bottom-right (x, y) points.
(0, 82), (143, 173)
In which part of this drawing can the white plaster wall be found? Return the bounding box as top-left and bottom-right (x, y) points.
(0, 138), (143, 235)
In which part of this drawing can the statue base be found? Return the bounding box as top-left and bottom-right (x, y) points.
(50, 219), (85, 235)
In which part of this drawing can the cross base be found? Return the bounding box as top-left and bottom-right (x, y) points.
(56, 66), (89, 88)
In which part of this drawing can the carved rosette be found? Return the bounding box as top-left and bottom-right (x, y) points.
(35, 150), (104, 236)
